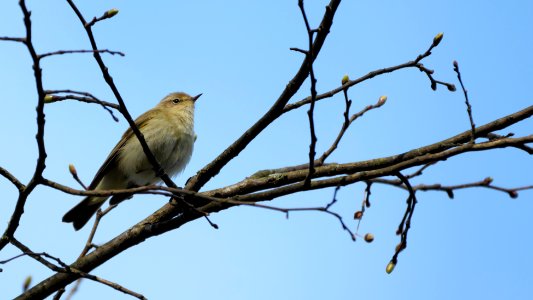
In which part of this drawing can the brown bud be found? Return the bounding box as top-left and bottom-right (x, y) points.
(364, 233), (374, 243)
(509, 191), (518, 199)
(354, 211), (363, 219)
(483, 177), (493, 185)
(453, 60), (459, 68)
(377, 95), (387, 106)
(68, 164), (77, 177)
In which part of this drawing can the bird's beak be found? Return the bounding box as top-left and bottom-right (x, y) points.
(193, 93), (202, 102)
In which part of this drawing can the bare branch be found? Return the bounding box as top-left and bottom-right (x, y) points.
(10, 238), (147, 299)
(296, 0), (319, 186)
(0, 166), (25, 192)
(387, 172), (418, 273)
(7, 1), (530, 298)
(0, 0), (48, 251)
(284, 34), (455, 113)
(85, 9), (119, 28)
(453, 60), (476, 142)
(65, 1), (186, 213)
(39, 49), (125, 59)
(45, 89), (120, 121)
(317, 95), (387, 165)
(184, 0), (342, 192)
(0, 36), (25, 43)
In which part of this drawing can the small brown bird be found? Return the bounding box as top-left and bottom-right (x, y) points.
(63, 92), (201, 230)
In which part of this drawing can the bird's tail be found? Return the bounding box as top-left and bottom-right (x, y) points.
(62, 196), (107, 230)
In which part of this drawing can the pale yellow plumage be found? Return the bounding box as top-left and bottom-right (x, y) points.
(63, 92), (200, 230)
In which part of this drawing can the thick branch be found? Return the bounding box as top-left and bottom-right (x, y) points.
(19, 101), (532, 299)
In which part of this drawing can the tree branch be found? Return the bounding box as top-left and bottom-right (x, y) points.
(0, 166), (25, 192)
(0, 0), (48, 251)
(184, 0), (342, 192)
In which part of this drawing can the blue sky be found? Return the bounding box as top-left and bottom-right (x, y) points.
(1, 1), (532, 299)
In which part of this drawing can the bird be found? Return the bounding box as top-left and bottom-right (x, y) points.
(62, 92), (201, 230)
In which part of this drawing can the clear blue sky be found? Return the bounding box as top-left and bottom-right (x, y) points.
(1, 1), (532, 299)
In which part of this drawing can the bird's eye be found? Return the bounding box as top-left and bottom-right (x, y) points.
(172, 98), (180, 104)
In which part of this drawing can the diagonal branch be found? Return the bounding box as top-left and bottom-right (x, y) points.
(0, 166), (25, 192)
(65, 0), (177, 189)
(19, 107), (532, 299)
(185, 0), (342, 193)
(317, 95), (387, 165)
(10, 238), (146, 299)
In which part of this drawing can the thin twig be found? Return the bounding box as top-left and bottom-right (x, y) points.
(64, 1), (213, 227)
(0, 36), (25, 42)
(68, 164), (88, 190)
(318, 95), (386, 164)
(79, 205), (117, 258)
(45, 89), (120, 121)
(284, 34), (455, 114)
(39, 49), (124, 59)
(453, 60), (476, 143)
(405, 162), (436, 179)
(295, 0), (319, 187)
(240, 186), (356, 241)
(354, 182), (372, 233)
(184, 0), (342, 193)
(85, 9), (119, 27)
(389, 172), (418, 269)
(0, 166), (25, 191)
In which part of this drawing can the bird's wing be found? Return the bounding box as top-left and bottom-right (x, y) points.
(88, 111), (155, 189)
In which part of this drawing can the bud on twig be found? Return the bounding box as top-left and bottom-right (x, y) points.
(341, 74), (350, 85)
(23, 275), (32, 292)
(386, 261), (396, 274)
(447, 84), (457, 92)
(377, 95), (387, 106)
(43, 94), (54, 103)
(433, 32), (444, 47)
(104, 8), (119, 18)
(354, 211), (363, 219)
(364, 233), (374, 243)
(68, 164), (78, 177)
